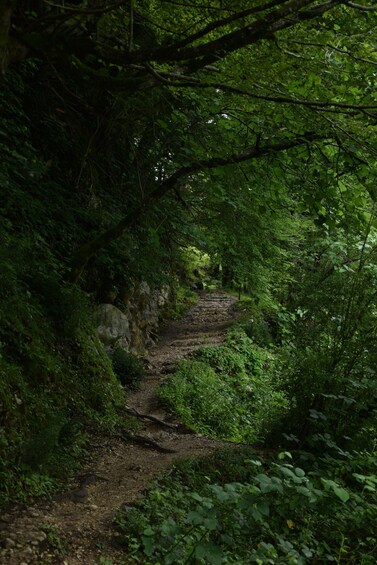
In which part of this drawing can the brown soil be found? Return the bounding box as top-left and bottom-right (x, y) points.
(0, 291), (239, 565)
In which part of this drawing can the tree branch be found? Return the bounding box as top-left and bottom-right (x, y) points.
(104, 0), (335, 68)
(41, 0), (129, 15)
(145, 71), (377, 113)
(69, 132), (326, 282)
(342, 0), (377, 10)
(283, 39), (377, 67)
(165, 0), (292, 52)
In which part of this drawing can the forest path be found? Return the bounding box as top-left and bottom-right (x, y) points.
(0, 291), (239, 565)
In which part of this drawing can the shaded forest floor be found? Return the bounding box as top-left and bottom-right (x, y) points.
(0, 291), (240, 565)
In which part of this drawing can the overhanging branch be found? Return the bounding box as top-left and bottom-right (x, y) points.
(166, 0), (292, 52)
(41, 0), (129, 14)
(69, 132), (326, 282)
(145, 70), (377, 113)
(104, 0), (336, 68)
(342, 0), (377, 10)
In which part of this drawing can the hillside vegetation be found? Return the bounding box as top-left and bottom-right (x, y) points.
(1, 1), (377, 561)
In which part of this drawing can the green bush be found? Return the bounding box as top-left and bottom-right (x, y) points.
(244, 317), (274, 346)
(160, 327), (288, 442)
(0, 242), (124, 506)
(163, 284), (198, 320)
(115, 448), (377, 565)
(111, 348), (145, 390)
(0, 63), (187, 507)
(160, 360), (241, 439)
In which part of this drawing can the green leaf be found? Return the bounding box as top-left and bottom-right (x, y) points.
(187, 510), (204, 525)
(321, 479), (350, 502)
(278, 451), (293, 460)
(141, 535), (155, 557)
(333, 486), (350, 503)
(257, 500), (270, 516)
(203, 517), (219, 531)
(195, 542), (224, 564)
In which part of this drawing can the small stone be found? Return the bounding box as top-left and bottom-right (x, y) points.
(4, 538), (16, 548)
(89, 504), (98, 510)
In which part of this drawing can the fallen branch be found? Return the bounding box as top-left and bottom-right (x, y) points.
(125, 406), (178, 430)
(117, 432), (177, 453)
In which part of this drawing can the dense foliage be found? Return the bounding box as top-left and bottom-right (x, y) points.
(116, 449), (377, 564)
(1, 2), (377, 560)
(160, 327), (287, 442)
(111, 348), (145, 390)
(118, 225), (377, 562)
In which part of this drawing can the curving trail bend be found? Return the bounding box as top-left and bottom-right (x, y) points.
(0, 291), (238, 565)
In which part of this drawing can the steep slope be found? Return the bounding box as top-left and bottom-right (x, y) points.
(0, 291), (239, 565)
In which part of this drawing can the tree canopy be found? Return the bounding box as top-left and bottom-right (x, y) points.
(2, 3), (377, 536)
(2, 0), (377, 280)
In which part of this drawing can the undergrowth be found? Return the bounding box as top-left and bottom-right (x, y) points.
(159, 326), (288, 442)
(0, 238), (125, 507)
(115, 448), (377, 564)
(111, 349), (145, 390)
(0, 62), (172, 508)
(163, 285), (199, 320)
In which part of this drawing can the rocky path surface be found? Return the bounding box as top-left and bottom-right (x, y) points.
(0, 291), (238, 565)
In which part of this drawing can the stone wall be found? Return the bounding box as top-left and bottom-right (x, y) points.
(95, 283), (170, 354)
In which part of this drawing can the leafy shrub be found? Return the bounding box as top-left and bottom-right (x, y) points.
(0, 248), (124, 507)
(115, 448), (377, 564)
(111, 348), (145, 390)
(160, 327), (288, 442)
(20, 412), (68, 470)
(163, 284), (198, 319)
(160, 360), (241, 439)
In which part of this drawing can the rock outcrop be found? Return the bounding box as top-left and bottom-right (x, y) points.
(95, 283), (170, 354)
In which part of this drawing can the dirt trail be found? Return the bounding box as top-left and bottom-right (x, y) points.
(0, 291), (238, 565)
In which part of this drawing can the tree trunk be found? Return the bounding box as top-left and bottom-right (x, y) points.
(0, 0), (12, 77)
